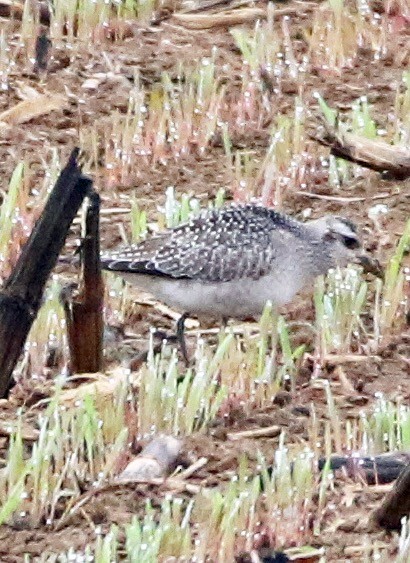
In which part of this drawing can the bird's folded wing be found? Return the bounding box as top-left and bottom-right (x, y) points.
(101, 205), (298, 282)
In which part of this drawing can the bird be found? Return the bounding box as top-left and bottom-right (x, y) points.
(101, 203), (376, 362)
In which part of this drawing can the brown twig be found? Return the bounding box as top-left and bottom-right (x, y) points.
(181, 0), (262, 14)
(63, 191), (104, 374)
(295, 191), (393, 203)
(172, 7), (266, 28)
(177, 457), (208, 478)
(306, 353), (381, 365)
(312, 125), (410, 180)
(227, 425), (281, 441)
(0, 149), (90, 398)
(33, 27), (52, 73)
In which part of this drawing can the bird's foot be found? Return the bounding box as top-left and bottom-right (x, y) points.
(151, 314), (191, 367)
(176, 313), (191, 367)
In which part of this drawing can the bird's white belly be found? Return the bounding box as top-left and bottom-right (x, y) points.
(120, 269), (310, 319)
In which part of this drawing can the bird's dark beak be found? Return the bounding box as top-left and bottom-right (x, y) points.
(355, 254), (384, 278)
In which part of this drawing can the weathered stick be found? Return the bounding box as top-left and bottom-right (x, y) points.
(172, 2), (315, 28)
(34, 28), (52, 73)
(227, 425), (281, 441)
(318, 452), (410, 485)
(63, 191), (104, 373)
(181, 0), (254, 14)
(371, 463), (410, 530)
(313, 127), (410, 180)
(0, 149), (90, 398)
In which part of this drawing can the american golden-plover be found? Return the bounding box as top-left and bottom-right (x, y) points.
(101, 204), (374, 361)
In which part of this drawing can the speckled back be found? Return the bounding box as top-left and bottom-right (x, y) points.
(102, 204), (306, 283)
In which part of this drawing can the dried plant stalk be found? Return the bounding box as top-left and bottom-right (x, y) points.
(63, 191), (104, 374)
(182, 0), (253, 14)
(174, 2), (312, 27)
(172, 8), (266, 28)
(314, 127), (410, 180)
(0, 93), (66, 126)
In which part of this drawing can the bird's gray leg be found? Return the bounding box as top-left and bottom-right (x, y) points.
(176, 312), (190, 366)
(218, 316), (229, 344)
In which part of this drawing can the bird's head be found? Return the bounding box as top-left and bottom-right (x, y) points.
(307, 215), (382, 276)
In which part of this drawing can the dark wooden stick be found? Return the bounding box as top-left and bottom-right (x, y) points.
(371, 463), (410, 530)
(318, 452), (410, 485)
(312, 126), (410, 180)
(34, 28), (52, 73)
(63, 191), (104, 373)
(0, 149), (90, 398)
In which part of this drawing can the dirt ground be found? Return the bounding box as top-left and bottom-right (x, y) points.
(0, 0), (409, 560)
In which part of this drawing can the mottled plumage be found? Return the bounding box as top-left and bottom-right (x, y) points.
(101, 204), (366, 320)
(104, 206), (309, 283)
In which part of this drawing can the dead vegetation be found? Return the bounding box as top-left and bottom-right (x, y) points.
(0, 0), (409, 560)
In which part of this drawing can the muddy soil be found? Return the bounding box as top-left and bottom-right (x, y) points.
(0, 0), (409, 560)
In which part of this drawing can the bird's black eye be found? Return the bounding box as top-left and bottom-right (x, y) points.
(342, 235), (360, 249)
